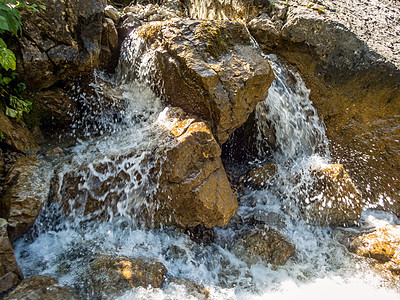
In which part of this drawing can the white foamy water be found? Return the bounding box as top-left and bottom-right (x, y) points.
(13, 34), (399, 299)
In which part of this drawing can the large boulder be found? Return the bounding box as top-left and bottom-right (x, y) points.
(0, 112), (39, 154)
(156, 107), (238, 228)
(0, 219), (22, 294)
(299, 164), (363, 227)
(4, 275), (77, 300)
(17, 0), (105, 89)
(119, 19), (274, 144)
(0, 155), (51, 242)
(89, 254), (167, 298)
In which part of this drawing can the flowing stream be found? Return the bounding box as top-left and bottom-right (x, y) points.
(13, 36), (400, 299)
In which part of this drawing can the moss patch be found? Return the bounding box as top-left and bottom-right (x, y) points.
(196, 23), (228, 59)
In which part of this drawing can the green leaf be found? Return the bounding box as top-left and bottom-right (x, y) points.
(2, 76), (11, 84)
(17, 82), (26, 91)
(5, 106), (17, 118)
(0, 46), (16, 70)
(39, 5), (46, 10)
(0, 15), (9, 32)
(11, 71), (18, 79)
(0, 37), (6, 49)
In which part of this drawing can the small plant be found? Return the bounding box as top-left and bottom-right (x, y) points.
(0, 0), (45, 120)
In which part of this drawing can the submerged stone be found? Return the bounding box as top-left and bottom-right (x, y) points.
(233, 227), (295, 267)
(4, 275), (77, 300)
(89, 254), (167, 298)
(299, 164), (363, 227)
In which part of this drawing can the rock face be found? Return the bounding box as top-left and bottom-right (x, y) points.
(183, 0), (400, 217)
(120, 19), (274, 144)
(89, 255), (167, 298)
(348, 225), (400, 276)
(241, 162), (277, 189)
(233, 227), (295, 267)
(157, 107), (238, 228)
(0, 112), (39, 154)
(0, 219), (22, 294)
(4, 275), (77, 300)
(299, 164), (363, 227)
(18, 0), (105, 89)
(0, 155), (51, 242)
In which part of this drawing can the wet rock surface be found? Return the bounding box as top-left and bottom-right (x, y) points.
(0, 219), (22, 294)
(89, 254), (167, 298)
(0, 155), (51, 242)
(157, 107), (238, 228)
(121, 19), (274, 144)
(4, 275), (77, 300)
(299, 164), (363, 227)
(349, 225), (400, 276)
(233, 227), (295, 267)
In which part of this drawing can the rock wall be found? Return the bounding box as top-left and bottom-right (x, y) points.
(182, 0), (400, 215)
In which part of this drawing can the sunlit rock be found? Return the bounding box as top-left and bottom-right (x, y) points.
(120, 19), (274, 144)
(156, 107), (238, 228)
(105, 5), (120, 22)
(89, 254), (167, 298)
(0, 155), (51, 242)
(232, 227), (295, 267)
(0, 219), (22, 293)
(4, 275), (77, 300)
(349, 225), (400, 276)
(300, 164), (363, 227)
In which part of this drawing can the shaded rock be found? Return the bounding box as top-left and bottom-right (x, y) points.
(156, 107), (238, 228)
(4, 275), (77, 300)
(0, 112), (39, 154)
(117, 12), (143, 41)
(253, 210), (287, 230)
(0, 219), (22, 293)
(17, 0), (104, 89)
(120, 19), (274, 144)
(34, 88), (78, 127)
(0, 155), (51, 242)
(299, 164), (363, 227)
(166, 277), (210, 299)
(349, 225), (400, 276)
(89, 254), (167, 298)
(233, 227), (295, 267)
(241, 162), (277, 189)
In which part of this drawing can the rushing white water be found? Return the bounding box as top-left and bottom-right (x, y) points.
(13, 37), (400, 299)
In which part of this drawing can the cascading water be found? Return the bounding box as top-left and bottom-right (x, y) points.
(13, 33), (400, 299)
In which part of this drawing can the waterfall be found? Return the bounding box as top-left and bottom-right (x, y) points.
(12, 34), (400, 299)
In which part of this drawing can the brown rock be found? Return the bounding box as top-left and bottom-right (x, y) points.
(0, 218), (22, 293)
(299, 164), (363, 227)
(89, 255), (167, 298)
(4, 275), (77, 300)
(233, 227), (295, 267)
(349, 225), (400, 276)
(34, 88), (78, 127)
(0, 155), (51, 242)
(0, 112), (39, 154)
(105, 5), (120, 22)
(17, 0), (104, 89)
(167, 277), (210, 299)
(120, 19), (274, 144)
(157, 107), (238, 228)
(241, 162), (277, 189)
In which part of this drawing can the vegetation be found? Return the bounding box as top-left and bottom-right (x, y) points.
(0, 0), (45, 120)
